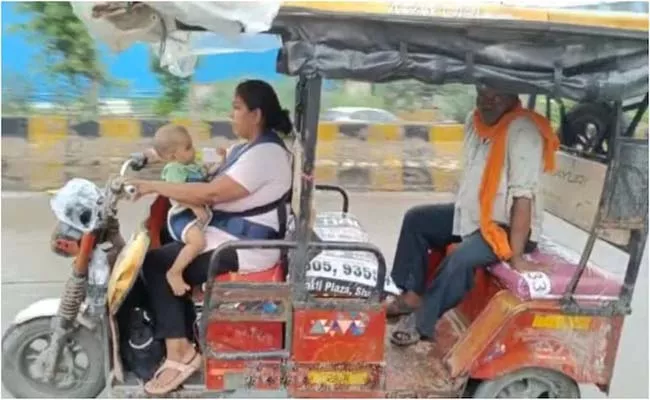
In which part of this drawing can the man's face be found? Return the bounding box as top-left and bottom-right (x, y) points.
(476, 87), (517, 125)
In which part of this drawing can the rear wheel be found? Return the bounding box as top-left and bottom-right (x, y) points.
(472, 368), (580, 398)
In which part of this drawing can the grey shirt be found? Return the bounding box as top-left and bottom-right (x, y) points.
(453, 112), (544, 242)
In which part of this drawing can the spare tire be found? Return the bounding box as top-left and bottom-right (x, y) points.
(559, 102), (629, 159)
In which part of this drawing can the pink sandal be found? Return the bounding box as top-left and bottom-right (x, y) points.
(144, 351), (202, 395)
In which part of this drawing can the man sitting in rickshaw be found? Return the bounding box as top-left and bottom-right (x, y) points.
(386, 85), (560, 346)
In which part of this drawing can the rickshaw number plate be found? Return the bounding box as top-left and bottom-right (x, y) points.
(307, 370), (369, 386)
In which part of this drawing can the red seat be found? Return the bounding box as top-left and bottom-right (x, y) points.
(215, 263), (285, 282)
(487, 237), (623, 301)
(433, 239), (622, 301)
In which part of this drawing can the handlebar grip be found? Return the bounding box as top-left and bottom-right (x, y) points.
(129, 152), (148, 172)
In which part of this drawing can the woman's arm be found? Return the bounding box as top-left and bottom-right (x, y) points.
(128, 175), (250, 206)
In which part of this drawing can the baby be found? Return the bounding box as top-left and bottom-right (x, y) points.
(152, 124), (218, 295)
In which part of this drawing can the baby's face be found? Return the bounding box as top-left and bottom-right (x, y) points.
(153, 128), (196, 165)
(172, 142), (196, 165)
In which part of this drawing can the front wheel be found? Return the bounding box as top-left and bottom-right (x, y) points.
(472, 368), (580, 398)
(2, 318), (105, 398)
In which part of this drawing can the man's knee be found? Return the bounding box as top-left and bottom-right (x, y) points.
(445, 240), (497, 272)
(404, 204), (444, 226)
(402, 204), (455, 235)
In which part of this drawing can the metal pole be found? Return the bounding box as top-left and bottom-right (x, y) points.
(619, 227), (648, 311)
(562, 100), (623, 305)
(624, 93), (649, 137)
(290, 75), (322, 303)
(526, 94), (537, 110)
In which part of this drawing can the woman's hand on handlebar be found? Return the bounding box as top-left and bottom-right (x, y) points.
(124, 179), (157, 200)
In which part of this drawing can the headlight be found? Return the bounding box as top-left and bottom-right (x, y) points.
(50, 222), (84, 257)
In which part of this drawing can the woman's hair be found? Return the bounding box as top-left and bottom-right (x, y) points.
(235, 79), (293, 135)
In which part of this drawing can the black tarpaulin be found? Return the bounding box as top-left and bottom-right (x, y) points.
(270, 10), (649, 101)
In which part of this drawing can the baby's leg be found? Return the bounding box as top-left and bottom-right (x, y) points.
(189, 205), (209, 227)
(170, 225), (206, 274)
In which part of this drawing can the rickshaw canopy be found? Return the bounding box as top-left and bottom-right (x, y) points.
(75, 1), (648, 101)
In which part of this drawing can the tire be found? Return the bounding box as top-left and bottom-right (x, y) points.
(2, 318), (105, 398)
(560, 102), (629, 160)
(472, 368), (580, 398)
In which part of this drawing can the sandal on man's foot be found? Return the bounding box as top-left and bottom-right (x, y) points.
(144, 350), (202, 395)
(386, 296), (418, 323)
(390, 313), (431, 347)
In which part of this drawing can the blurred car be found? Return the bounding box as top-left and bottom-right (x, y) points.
(321, 107), (400, 123)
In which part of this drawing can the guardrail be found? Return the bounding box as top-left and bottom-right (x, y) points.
(1, 116), (464, 192)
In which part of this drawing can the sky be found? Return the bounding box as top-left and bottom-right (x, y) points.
(1, 2), (283, 96)
(2, 1), (646, 96)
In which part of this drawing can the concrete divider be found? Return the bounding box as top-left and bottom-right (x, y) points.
(1, 116), (464, 191)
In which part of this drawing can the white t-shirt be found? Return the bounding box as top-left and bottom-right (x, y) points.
(202, 141), (292, 273)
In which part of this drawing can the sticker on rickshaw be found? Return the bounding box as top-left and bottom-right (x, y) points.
(389, 3), (483, 18)
(532, 314), (593, 330)
(307, 370), (370, 386)
(520, 271), (553, 298)
(306, 212), (401, 296)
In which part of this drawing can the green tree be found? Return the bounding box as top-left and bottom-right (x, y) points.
(12, 2), (110, 113)
(150, 54), (192, 117)
(433, 84), (476, 123)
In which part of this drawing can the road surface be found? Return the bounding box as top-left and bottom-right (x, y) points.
(1, 192), (647, 398)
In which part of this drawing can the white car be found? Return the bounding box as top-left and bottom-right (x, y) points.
(321, 107), (400, 123)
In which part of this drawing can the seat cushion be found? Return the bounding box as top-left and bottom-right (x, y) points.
(215, 263), (284, 282)
(487, 236), (623, 301)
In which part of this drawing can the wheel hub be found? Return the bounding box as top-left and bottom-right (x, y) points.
(498, 377), (557, 398)
(21, 334), (89, 390)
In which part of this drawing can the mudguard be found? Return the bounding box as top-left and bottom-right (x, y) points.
(10, 298), (95, 330)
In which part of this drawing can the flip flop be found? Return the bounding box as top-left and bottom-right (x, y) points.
(144, 350), (202, 395)
(386, 296), (418, 323)
(390, 313), (425, 347)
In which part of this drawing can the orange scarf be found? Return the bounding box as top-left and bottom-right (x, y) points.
(472, 100), (560, 260)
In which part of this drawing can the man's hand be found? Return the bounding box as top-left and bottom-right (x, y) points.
(510, 255), (543, 272)
(508, 197), (532, 259)
(166, 269), (190, 296)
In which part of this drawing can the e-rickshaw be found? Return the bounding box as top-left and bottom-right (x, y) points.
(2, 2), (648, 398)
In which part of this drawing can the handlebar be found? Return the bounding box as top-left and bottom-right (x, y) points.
(117, 159), (137, 199)
(118, 153), (148, 198)
(119, 159), (135, 177)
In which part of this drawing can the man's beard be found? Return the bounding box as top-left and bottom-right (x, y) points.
(478, 106), (511, 126)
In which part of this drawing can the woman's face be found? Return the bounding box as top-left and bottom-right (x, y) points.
(231, 95), (261, 140)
